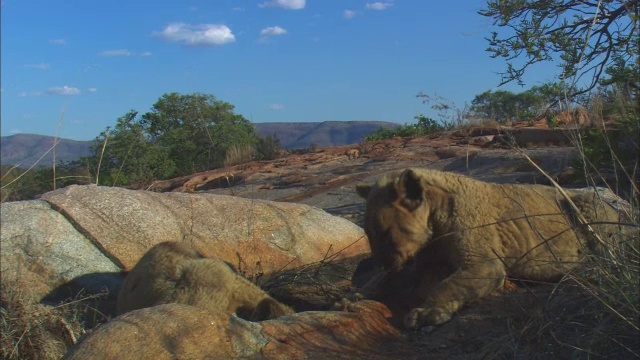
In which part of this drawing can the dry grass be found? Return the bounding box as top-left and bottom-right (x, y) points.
(498, 105), (640, 358)
(224, 143), (255, 167)
(0, 278), (109, 360)
(251, 239), (368, 311)
(493, 242), (639, 359)
(260, 256), (364, 312)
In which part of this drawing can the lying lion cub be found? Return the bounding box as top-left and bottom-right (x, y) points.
(356, 168), (625, 330)
(117, 241), (294, 321)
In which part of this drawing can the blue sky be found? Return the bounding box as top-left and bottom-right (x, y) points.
(1, 0), (561, 140)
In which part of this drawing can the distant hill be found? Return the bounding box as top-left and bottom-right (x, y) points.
(0, 134), (93, 168)
(0, 121), (399, 167)
(254, 121), (399, 149)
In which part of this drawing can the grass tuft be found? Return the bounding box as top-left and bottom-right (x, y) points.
(223, 143), (255, 167)
(0, 278), (109, 360)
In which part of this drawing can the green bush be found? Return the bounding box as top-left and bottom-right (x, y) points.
(88, 92), (260, 187)
(364, 115), (445, 142)
(255, 134), (282, 161)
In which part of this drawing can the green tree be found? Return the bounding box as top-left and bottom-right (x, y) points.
(480, 0), (638, 96)
(525, 81), (572, 113)
(139, 92), (258, 174)
(470, 90), (516, 121)
(88, 92), (261, 187)
(598, 53), (640, 114)
(469, 89), (539, 122)
(469, 83), (580, 122)
(255, 134), (282, 161)
(576, 57), (639, 176)
(414, 115), (446, 134)
(89, 110), (175, 186)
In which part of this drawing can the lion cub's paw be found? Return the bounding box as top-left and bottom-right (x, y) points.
(404, 307), (452, 330)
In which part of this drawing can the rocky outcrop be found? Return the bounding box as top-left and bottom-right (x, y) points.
(1, 185), (368, 305)
(0, 200), (122, 302)
(4, 126), (634, 359)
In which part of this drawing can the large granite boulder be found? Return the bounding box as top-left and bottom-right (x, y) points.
(1, 185), (368, 304)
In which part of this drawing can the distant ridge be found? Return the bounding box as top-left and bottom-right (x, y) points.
(0, 134), (93, 168)
(254, 120), (399, 149)
(1, 121), (399, 167)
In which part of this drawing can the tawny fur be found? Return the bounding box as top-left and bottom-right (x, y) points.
(116, 241), (294, 321)
(345, 148), (360, 160)
(356, 168), (626, 329)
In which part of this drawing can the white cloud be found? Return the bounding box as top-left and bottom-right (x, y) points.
(47, 86), (80, 96)
(156, 23), (235, 46)
(260, 26), (287, 36)
(259, 0), (305, 10)
(365, 2), (393, 10)
(99, 49), (151, 57)
(49, 38), (66, 45)
(268, 103), (285, 110)
(18, 91), (42, 97)
(99, 49), (133, 56)
(87, 88), (98, 93)
(25, 63), (51, 70)
(343, 9), (356, 19)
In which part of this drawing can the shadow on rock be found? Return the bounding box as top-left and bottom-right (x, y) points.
(195, 174), (245, 190)
(41, 271), (127, 327)
(263, 255), (369, 312)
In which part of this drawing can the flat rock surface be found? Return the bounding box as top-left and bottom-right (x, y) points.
(147, 129), (579, 225)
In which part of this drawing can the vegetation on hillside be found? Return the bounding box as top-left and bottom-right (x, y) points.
(468, 82), (570, 122)
(364, 115), (449, 141)
(0, 162), (92, 202)
(0, 93), (284, 199)
(478, 1), (639, 358)
(88, 92), (273, 187)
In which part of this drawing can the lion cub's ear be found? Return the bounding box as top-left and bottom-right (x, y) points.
(356, 184), (372, 198)
(396, 169), (424, 210)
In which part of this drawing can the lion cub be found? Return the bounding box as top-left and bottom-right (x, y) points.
(116, 241), (294, 321)
(357, 168), (627, 330)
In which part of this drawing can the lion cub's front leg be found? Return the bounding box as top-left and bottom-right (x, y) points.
(405, 260), (506, 329)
